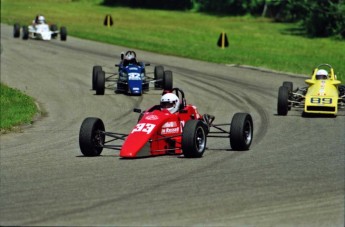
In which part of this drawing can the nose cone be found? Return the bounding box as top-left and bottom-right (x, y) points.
(120, 141), (151, 158)
(41, 32), (51, 40)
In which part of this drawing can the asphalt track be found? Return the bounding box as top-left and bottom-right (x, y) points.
(1, 24), (344, 226)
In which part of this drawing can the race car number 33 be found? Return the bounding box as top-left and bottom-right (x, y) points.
(131, 123), (156, 134)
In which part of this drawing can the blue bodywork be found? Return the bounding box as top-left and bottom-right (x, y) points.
(116, 63), (148, 95)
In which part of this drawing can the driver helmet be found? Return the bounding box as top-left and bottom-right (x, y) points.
(37, 15), (45, 24)
(316, 69), (328, 80)
(124, 51), (136, 64)
(160, 93), (180, 114)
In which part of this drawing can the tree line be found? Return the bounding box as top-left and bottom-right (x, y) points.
(102, 0), (345, 38)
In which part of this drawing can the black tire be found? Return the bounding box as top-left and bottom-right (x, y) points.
(338, 85), (345, 102)
(137, 111), (145, 122)
(13, 23), (20, 38)
(154, 65), (164, 88)
(182, 120), (207, 158)
(162, 70), (173, 90)
(95, 70), (105, 95)
(50, 24), (58, 31)
(22, 26), (29, 40)
(282, 81), (293, 92)
(230, 113), (253, 151)
(60, 26), (67, 41)
(282, 82), (293, 110)
(277, 86), (289, 115)
(92, 65), (102, 90)
(50, 24), (58, 38)
(79, 117), (105, 156)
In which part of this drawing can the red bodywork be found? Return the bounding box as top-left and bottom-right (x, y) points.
(120, 105), (202, 158)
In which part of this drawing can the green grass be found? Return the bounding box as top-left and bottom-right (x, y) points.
(0, 83), (38, 133)
(1, 0), (344, 81)
(1, 0), (344, 131)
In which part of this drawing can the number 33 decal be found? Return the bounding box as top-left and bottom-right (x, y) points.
(131, 123), (156, 134)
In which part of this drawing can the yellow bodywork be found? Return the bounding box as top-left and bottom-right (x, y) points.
(304, 66), (341, 115)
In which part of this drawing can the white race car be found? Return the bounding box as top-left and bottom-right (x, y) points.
(13, 22), (67, 41)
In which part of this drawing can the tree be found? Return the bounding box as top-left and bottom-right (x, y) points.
(302, 0), (345, 37)
(102, 0), (193, 10)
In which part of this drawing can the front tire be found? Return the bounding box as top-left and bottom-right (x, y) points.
(230, 113), (253, 151)
(79, 117), (105, 156)
(282, 81), (293, 110)
(277, 86), (289, 115)
(182, 120), (207, 158)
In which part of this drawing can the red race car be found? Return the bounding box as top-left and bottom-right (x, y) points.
(79, 88), (253, 158)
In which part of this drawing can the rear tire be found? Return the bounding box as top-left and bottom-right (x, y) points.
(96, 71), (105, 95)
(282, 81), (293, 92)
(79, 117), (105, 156)
(277, 86), (289, 115)
(13, 23), (20, 38)
(22, 26), (29, 40)
(92, 65), (102, 90)
(60, 26), (67, 41)
(50, 24), (58, 38)
(182, 120), (207, 158)
(230, 113), (253, 151)
(154, 65), (164, 88)
(162, 70), (173, 90)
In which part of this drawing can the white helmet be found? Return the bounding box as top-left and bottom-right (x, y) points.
(160, 93), (180, 114)
(125, 52), (135, 60)
(124, 51), (136, 64)
(37, 16), (45, 24)
(316, 69), (328, 80)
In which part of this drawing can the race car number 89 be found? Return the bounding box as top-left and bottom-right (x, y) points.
(131, 123), (156, 134)
(310, 97), (332, 104)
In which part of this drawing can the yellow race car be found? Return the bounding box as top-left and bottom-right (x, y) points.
(277, 64), (345, 116)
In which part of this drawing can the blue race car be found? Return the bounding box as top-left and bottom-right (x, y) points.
(92, 51), (173, 95)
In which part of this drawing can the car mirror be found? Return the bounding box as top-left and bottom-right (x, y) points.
(331, 80), (341, 85)
(305, 79), (315, 85)
(133, 108), (142, 113)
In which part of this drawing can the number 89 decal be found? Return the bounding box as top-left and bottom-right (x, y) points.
(310, 97), (332, 104)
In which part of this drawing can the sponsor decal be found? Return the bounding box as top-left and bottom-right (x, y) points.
(162, 121), (177, 128)
(145, 115), (159, 120)
(318, 80), (326, 95)
(133, 88), (139, 91)
(161, 127), (180, 134)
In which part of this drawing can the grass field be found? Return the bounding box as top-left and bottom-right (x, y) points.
(1, 0), (344, 79)
(0, 84), (38, 133)
(1, 0), (344, 131)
